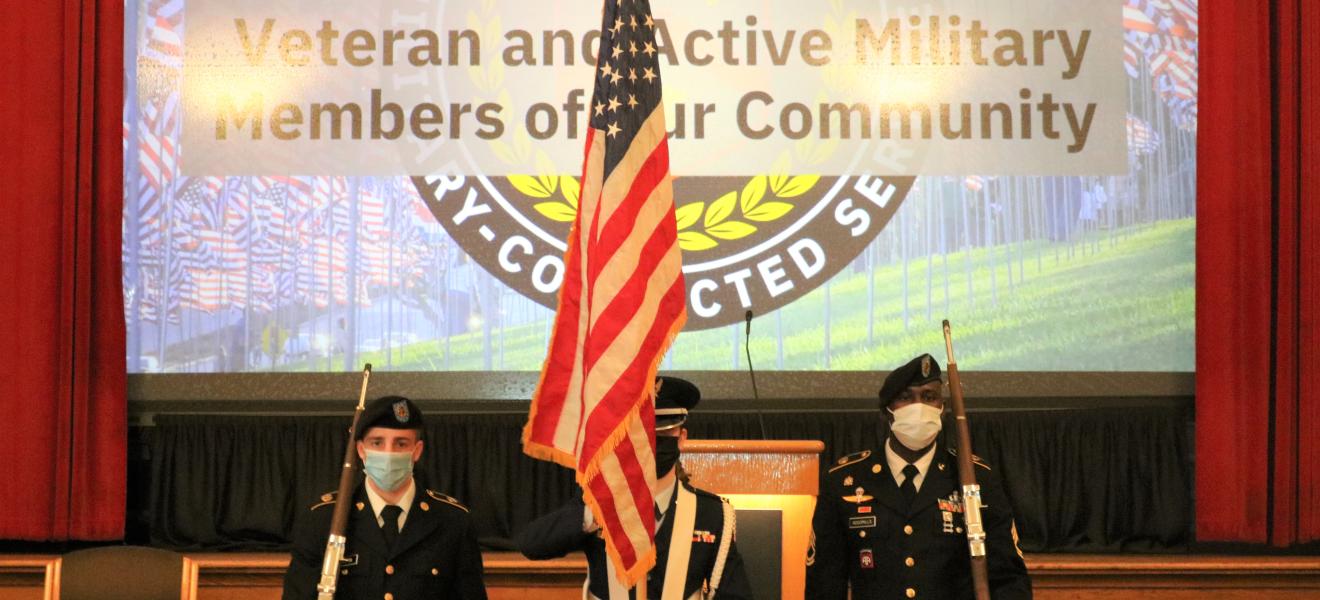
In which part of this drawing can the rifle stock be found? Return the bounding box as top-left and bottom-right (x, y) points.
(942, 321), (991, 600)
(317, 364), (372, 600)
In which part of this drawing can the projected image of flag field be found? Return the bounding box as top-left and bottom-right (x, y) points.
(123, 0), (1196, 373)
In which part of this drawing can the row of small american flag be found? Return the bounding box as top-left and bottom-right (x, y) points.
(1123, 0), (1198, 131)
(126, 0), (440, 325)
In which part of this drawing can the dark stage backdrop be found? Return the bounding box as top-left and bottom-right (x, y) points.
(143, 408), (1191, 553)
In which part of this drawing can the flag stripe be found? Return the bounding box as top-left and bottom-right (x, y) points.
(587, 459), (643, 567)
(584, 196), (679, 378)
(525, 131), (596, 463)
(587, 144), (671, 331)
(583, 272), (685, 449)
(591, 108), (670, 251)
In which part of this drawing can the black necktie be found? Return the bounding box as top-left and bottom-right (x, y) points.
(900, 464), (920, 508)
(381, 504), (402, 549)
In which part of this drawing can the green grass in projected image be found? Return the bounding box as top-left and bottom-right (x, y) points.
(285, 218), (1194, 372)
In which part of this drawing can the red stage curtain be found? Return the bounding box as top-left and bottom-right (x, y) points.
(0, 0), (126, 540)
(1197, 0), (1320, 545)
(1296, 0), (1320, 545)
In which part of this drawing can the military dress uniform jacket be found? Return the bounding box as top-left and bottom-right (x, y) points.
(282, 481), (487, 600)
(516, 481), (754, 600)
(805, 440), (1031, 600)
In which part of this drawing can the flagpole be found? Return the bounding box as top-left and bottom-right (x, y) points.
(244, 178), (255, 370)
(124, 0), (145, 371)
(156, 97), (173, 369)
(347, 176), (361, 371)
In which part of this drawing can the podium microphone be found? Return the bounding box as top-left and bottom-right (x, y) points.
(744, 309), (768, 439)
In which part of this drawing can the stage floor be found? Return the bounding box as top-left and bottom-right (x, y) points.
(3, 552), (1319, 599)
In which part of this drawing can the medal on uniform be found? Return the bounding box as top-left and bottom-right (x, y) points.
(939, 493), (965, 513)
(859, 549), (874, 569)
(942, 509), (955, 533)
(843, 487), (873, 503)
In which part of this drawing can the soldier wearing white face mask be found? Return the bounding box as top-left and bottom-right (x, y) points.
(805, 355), (1032, 600)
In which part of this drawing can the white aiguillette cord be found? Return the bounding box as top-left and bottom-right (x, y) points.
(599, 485), (697, 600)
(661, 484), (697, 600)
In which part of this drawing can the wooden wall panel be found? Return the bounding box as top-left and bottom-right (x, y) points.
(3, 553), (1319, 600)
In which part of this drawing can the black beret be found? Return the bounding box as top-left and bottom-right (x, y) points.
(655, 376), (699, 430)
(354, 395), (425, 440)
(878, 354), (942, 406)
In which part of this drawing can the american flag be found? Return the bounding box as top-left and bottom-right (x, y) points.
(1123, 0), (1198, 131)
(124, 0), (446, 338)
(523, 0), (686, 587)
(1127, 114), (1162, 154)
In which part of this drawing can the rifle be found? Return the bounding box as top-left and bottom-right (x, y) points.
(317, 363), (373, 600)
(942, 321), (990, 600)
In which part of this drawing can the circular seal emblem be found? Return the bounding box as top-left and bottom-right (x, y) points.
(410, 172), (913, 330)
(393, 0), (923, 331)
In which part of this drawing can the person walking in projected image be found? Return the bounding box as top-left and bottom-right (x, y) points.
(806, 354), (1032, 600)
(282, 396), (487, 600)
(515, 376), (754, 600)
(334, 317), (351, 357)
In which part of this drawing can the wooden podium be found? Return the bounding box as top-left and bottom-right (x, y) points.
(679, 440), (824, 600)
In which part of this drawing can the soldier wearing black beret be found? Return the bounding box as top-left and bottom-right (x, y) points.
(282, 396), (488, 599)
(805, 355), (1032, 600)
(516, 376), (754, 600)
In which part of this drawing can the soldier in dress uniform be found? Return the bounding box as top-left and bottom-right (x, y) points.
(516, 376), (754, 600)
(805, 355), (1032, 600)
(282, 396), (488, 600)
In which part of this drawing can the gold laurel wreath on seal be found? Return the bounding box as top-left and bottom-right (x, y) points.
(510, 170), (819, 253)
(510, 140), (833, 253)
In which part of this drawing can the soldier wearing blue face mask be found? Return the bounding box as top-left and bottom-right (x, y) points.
(805, 355), (1032, 600)
(282, 396), (488, 600)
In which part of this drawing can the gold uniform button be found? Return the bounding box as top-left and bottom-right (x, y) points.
(904, 525), (914, 535)
(384, 594), (394, 600)
(385, 565), (394, 575)
(431, 568), (439, 576)
(859, 531), (867, 538)
(905, 557), (915, 567)
(906, 588), (917, 598)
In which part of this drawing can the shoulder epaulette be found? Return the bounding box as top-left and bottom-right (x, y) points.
(946, 447), (992, 470)
(310, 491), (337, 511)
(828, 449), (872, 473)
(687, 483), (723, 501)
(426, 490), (470, 513)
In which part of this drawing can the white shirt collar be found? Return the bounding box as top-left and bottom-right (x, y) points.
(885, 438), (937, 492)
(654, 468), (678, 516)
(365, 478), (416, 530)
